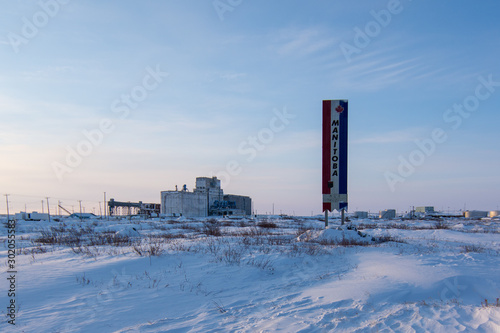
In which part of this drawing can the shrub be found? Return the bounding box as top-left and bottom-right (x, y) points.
(71, 245), (100, 257)
(266, 236), (292, 246)
(221, 246), (243, 264)
(295, 224), (309, 237)
(376, 235), (406, 244)
(236, 227), (270, 237)
(132, 238), (164, 257)
(434, 221), (450, 229)
(247, 257), (274, 271)
(159, 232), (186, 239)
(203, 219), (222, 236)
(481, 298), (500, 307)
(460, 244), (484, 253)
(257, 221), (277, 229)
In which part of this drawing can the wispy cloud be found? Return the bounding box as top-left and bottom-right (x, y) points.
(328, 49), (428, 91)
(327, 33), (491, 92)
(0, 94), (100, 127)
(271, 27), (338, 57)
(219, 72), (247, 80)
(352, 128), (426, 144)
(203, 71), (248, 83)
(21, 66), (75, 78)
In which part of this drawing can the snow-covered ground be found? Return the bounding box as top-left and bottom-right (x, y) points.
(1, 216), (499, 332)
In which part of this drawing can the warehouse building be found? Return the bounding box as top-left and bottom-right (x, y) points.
(379, 209), (396, 219)
(161, 177), (252, 217)
(354, 211), (369, 219)
(14, 211), (49, 221)
(415, 206), (435, 214)
(223, 194), (252, 216)
(161, 190), (208, 217)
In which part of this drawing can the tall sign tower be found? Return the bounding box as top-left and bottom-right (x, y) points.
(322, 100), (348, 227)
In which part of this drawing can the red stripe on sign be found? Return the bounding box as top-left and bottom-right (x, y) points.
(323, 202), (331, 212)
(322, 100), (331, 198)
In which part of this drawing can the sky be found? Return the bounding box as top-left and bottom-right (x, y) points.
(1, 0), (499, 216)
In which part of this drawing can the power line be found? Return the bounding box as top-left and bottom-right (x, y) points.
(6, 193), (105, 203)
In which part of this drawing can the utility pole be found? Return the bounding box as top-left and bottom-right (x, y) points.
(78, 200), (83, 221)
(5, 194), (10, 221)
(104, 192), (107, 220)
(99, 202), (102, 219)
(42, 200), (44, 214)
(46, 197), (51, 222)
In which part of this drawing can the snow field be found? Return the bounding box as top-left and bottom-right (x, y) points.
(1, 216), (499, 332)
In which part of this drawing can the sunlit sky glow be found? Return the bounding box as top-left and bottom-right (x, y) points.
(1, 0), (499, 215)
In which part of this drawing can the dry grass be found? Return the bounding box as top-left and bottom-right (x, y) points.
(433, 221), (451, 230)
(317, 236), (372, 246)
(257, 221), (278, 229)
(460, 244), (484, 253)
(203, 219), (222, 237)
(133, 237), (165, 257)
(482, 298), (500, 307)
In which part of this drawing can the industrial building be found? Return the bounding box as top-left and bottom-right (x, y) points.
(490, 211), (500, 218)
(161, 177), (252, 217)
(14, 211), (49, 221)
(353, 211), (369, 218)
(223, 194), (252, 216)
(379, 209), (396, 219)
(415, 206), (435, 214)
(464, 210), (489, 218)
(108, 199), (161, 217)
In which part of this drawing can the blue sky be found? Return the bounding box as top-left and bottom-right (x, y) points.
(1, 0), (499, 215)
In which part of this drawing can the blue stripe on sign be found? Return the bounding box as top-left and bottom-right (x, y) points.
(339, 100), (348, 195)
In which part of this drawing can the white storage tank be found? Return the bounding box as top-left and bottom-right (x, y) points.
(464, 210), (488, 218)
(489, 210), (500, 218)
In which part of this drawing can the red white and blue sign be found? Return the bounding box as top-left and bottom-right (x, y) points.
(322, 100), (348, 212)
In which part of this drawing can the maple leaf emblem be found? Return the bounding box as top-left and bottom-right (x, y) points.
(335, 105), (344, 113)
